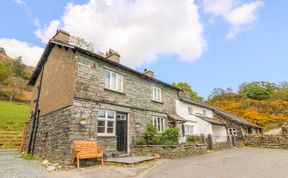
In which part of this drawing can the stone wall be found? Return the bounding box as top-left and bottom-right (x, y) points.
(213, 142), (233, 150)
(244, 135), (288, 149)
(74, 53), (178, 114)
(130, 144), (207, 159)
(27, 106), (74, 164)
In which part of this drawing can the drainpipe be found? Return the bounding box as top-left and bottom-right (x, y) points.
(28, 65), (44, 155)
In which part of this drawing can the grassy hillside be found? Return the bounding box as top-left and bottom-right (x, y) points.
(0, 101), (29, 131)
(0, 47), (33, 102)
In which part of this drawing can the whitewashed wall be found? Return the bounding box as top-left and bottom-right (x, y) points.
(176, 99), (213, 141)
(211, 125), (227, 142)
(176, 99), (229, 143)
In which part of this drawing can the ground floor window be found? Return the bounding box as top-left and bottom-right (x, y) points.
(152, 116), (165, 133)
(97, 110), (116, 136)
(228, 128), (237, 136)
(184, 125), (194, 136)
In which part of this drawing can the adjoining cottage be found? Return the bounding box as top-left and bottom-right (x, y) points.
(177, 93), (262, 144)
(25, 30), (261, 164)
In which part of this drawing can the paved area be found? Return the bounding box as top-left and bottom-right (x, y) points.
(105, 156), (158, 164)
(143, 148), (288, 178)
(0, 151), (49, 178)
(1, 148), (288, 178)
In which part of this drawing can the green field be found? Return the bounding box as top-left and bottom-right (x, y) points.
(0, 101), (30, 131)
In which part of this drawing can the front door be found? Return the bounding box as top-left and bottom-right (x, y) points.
(116, 113), (127, 153)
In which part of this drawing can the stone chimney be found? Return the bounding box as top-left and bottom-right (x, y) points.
(143, 68), (154, 78)
(106, 49), (120, 63)
(51, 29), (70, 43)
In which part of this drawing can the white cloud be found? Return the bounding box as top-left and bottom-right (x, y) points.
(35, 20), (61, 43)
(35, 0), (205, 67)
(0, 38), (43, 66)
(13, 0), (26, 6)
(203, 0), (263, 39)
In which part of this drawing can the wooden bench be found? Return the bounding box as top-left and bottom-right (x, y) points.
(72, 141), (104, 168)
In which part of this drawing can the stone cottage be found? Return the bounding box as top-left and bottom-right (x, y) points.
(25, 30), (181, 163)
(25, 29), (262, 164)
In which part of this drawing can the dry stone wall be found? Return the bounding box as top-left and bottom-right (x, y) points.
(244, 135), (288, 149)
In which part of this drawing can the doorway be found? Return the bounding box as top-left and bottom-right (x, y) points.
(116, 113), (127, 153)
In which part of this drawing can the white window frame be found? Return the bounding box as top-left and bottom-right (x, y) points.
(184, 124), (194, 136)
(151, 86), (162, 102)
(152, 116), (165, 133)
(228, 128), (237, 136)
(97, 110), (116, 136)
(104, 70), (124, 92)
(188, 106), (193, 115)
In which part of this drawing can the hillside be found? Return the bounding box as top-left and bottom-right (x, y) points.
(208, 82), (288, 131)
(0, 101), (29, 131)
(0, 47), (33, 102)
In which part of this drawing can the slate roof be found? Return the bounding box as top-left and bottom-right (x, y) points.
(195, 115), (225, 126)
(168, 114), (185, 121)
(28, 40), (182, 92)
(178, 93), (262, 129)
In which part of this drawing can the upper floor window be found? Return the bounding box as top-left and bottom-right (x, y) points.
(104, 70), (123, 92)
(152, 86), (162, 102)
(188, 106), (193, 115)
(152, 116), (165, 133)
(97, 110), (116, 136)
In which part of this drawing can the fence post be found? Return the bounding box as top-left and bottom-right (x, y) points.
(200, 134), (205, 144)
(207, 134), (213, 150)
(20, 122), (28, 152)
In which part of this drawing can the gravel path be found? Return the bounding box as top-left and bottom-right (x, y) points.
(0, 151), (48, 178)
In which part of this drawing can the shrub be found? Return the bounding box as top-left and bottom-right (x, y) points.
(160, 128), (179, 145)
(135, 137), (147, 145)
(186, 135), (201, 143)
(144, 124), (158, 144)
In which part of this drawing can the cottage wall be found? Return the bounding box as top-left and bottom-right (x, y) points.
(74, 54), (178, 114)
(30, 46), (77, 116)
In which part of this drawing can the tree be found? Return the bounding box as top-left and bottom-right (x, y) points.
(172, 82), (203, 101)
(238, 82), (277, 100)
(7, 76), (25, 102)
(10, 57), (29, 80)
(69, 36), (94, 52)
(0, 61), (10, 86)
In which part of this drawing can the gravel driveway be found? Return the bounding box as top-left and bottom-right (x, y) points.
(0, 151), (48, 178)
(1, 148), (288, 178)
(143, 147), (288, 178)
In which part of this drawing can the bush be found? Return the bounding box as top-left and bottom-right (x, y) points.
(135, 137), (147, 145)
(186, 135), (201, 143)
(144, 124), (158, 144)
(135, 125), (180, 145)
(160, 128), (179, 145)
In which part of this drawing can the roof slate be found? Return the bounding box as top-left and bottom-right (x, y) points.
(178, 93), (262, 129)
(28, 40), (181, 92)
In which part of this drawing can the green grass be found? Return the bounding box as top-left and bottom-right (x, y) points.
(0, 100), (30, 131)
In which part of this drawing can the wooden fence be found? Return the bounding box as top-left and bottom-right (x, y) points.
(0, 122), (27, 152)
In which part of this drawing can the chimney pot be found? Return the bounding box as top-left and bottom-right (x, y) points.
(51, 29), (70, 43)
(106, 49), (120, 63)
(143, 68), (154, 78)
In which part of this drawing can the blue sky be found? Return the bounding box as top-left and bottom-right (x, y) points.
(0, 0), (287, 99)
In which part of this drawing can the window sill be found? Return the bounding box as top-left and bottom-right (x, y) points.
(104, 88), (126, 95)
(97, 135), (117, 138)
(151, 100), (164, 104)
